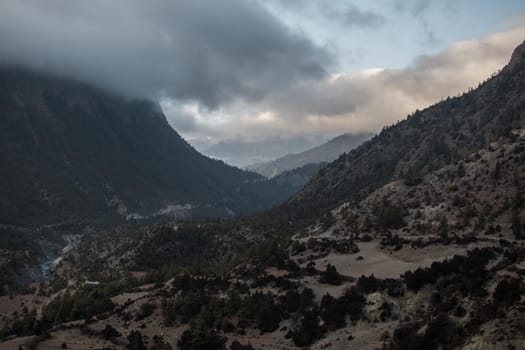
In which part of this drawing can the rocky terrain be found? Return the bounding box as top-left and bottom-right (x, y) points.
(1, 41), (525, 350)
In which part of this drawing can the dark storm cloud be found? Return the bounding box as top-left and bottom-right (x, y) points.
(0, 0), (333, 108)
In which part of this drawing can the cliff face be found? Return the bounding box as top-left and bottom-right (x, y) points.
(0, 67), (288, 226)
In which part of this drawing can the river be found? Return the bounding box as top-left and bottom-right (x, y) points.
(39, 234), (80, 279)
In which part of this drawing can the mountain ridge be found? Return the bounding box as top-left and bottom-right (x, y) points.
(247, 132), (371, 178)
(2, 38), (525, 350)
(0, 66), (295, 226)
(204, 135), (326, 168)
(285, 40), (525, 220)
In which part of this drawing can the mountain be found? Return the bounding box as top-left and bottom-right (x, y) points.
(0, 67), (296, 226)
(2, 42), (525, 350)
(203, 135), (326, 168)
(247, 133), (371, 178)
(267, 162), (325, 191)
(288, 40), (525, 220)
(34, 117), (525, 350)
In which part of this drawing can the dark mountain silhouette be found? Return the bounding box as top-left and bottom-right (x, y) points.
(0, 67), (294, 226)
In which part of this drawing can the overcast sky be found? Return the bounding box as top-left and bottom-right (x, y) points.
(1, 0), (524, 150)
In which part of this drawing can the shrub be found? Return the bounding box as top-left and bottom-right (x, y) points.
(178, 326), (226, 350)
(42, 289), (114, 324)
(319, 264), (342, 285)
(339, 288), (366, 321)
(292, 311), (325, 347)
(320, 294), (346, 330)
(101, 324), (120, 339)
(404, 267), (438, 291)
(492, 277), (523, 308)
(390, 314), (464, 350)
(230, 341), (254, 350)
(127, 330), (146, 350)
(280, 288), (314, 314)
(374, 198), (407, 230)
(151, 335), (173, 350)
(241, 292), (282, 333)
(135, 302), (156, 320)
(404, 248), (494, 292)
(356, 275), (383, 293)
(0, 311), (37, 337)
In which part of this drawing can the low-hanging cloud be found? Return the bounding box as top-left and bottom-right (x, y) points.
(179, 26), (525, 142)
(272, 26), (525, 131)
(0, 0), (333, 108)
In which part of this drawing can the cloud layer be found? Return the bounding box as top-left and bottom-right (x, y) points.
(1, 0), (524, 152)
(170, 26), (525, 145)
(0, 0), (332, 108)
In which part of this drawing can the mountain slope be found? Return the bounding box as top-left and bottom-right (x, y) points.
(289, 40), (525, 219)
(14, 123), (525, 350)
(247, 133), (371, 178)
(3, 41), (525, 350)
(204, 136), (324, 168)
(0, 67), (292, 226)
(267, 162), (325, 191)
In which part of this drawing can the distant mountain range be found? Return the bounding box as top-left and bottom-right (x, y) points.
(247, 133), (372, 178)
(203, 135), (327, 168)
(0, 67), (299, 226)
(266, 162), (325, 192)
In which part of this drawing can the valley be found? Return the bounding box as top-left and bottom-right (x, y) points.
(1, 2), (525, 349)
(1, 41), (525, 349)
